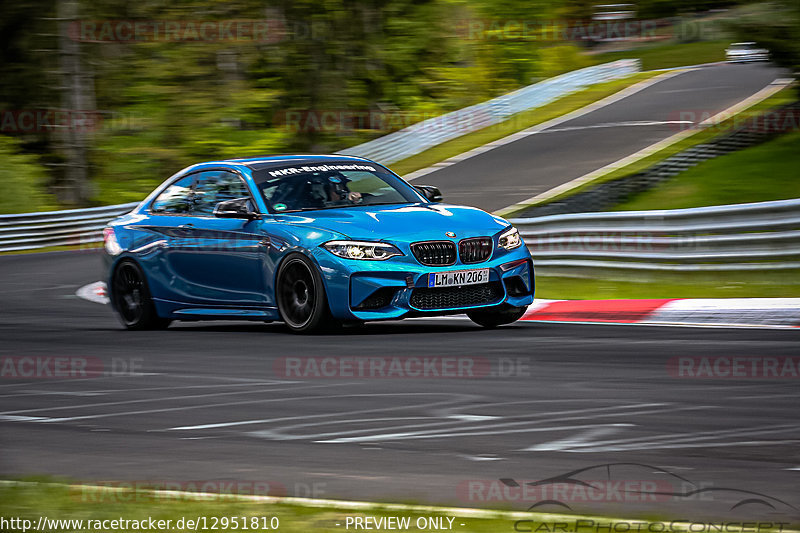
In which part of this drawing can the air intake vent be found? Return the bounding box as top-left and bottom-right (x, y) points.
(410, 282), (504, 310)
(354, 287), (397, 310)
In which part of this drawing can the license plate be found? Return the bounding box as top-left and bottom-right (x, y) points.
(428, 268), (490, 288)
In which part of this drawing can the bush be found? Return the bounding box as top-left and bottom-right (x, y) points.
(0, 136), (53, 214)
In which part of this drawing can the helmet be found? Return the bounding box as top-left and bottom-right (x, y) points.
(323, 173), (351, 201)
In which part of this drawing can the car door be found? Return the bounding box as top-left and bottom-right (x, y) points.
(138, 174), (200, 303)
(178, 169), (270, 306)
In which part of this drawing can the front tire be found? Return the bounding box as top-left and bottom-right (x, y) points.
(276, 253), (338, 333)
(467, 304), (527, 328)
(110, 260), (171, 330)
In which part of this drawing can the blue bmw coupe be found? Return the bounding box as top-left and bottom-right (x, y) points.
(103, 155), (534, 332)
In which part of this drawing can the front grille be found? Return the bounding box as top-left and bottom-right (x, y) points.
(411, 241), (457, 266)
(410, 282), (504, 310)
(459, 237), (493, 264)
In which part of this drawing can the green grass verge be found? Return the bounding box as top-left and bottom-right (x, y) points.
(593, 40), (731, 71)
(0, 482), (496, 533)
(390, 71), (662, 177)
(0, 244), (102, 256)
(614, 129), (800, 211)
(535, 270), (800, 300)
(3, 481), (797, 533)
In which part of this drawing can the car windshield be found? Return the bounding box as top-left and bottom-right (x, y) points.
(253, 162), (423, 213)
(730, 43), (753, 50)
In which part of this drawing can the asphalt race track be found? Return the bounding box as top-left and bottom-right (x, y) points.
(419, 62), (787, 212)
(1, 62), (799, 522)
(1, 252), (799, 520)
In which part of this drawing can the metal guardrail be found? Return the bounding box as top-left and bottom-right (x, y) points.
(0, 202), (139, 252)
(338, 60), (640, 164)
(510, 198), (800, 271)
(3, 198), (799, 273)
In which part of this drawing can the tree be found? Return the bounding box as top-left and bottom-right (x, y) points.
(728, 0), (799, 87)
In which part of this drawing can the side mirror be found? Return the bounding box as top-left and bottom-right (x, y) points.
(214, 198), (258, 219)
(415, 185), (443, 203)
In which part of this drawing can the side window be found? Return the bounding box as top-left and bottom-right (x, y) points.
(192, 171), (253, 215)
(151, 176), (194, 214)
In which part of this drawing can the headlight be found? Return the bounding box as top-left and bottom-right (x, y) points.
(103, 227), (122, 255)
(322, 240), (403, 261)
(498, 227), (522, 250)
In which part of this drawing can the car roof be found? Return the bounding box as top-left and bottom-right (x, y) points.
(216, 154), (375, 172)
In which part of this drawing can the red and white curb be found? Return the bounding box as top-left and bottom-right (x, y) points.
(77, 282), (800, 329)
(521, 298), (800, 329)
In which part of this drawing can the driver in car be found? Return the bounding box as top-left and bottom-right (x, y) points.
(325, 174), (362, 204)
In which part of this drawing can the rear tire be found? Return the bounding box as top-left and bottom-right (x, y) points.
(111, 260), (171, 330)
(276, 253), (339, 333)
(467, 304), (527, 328)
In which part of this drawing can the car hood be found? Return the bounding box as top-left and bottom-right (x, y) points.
(275, 203), (510, 242)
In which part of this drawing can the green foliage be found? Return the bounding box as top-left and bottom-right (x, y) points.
(0, 136), (54, 214)
(594, 40), (731, 70)
(0, 0), (777, 210)
(79, 0), (597, 204)
(0, 0), (56, 109)
(636, 0), (750, 19)
(538, 44), (593, 77)
(725, 0), (800, 87)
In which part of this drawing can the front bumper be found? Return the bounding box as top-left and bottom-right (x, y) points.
(726, 53), (768, 62)
(313, 247), (535, 321)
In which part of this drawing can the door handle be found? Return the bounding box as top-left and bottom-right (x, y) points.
(178, 224), (194, 229)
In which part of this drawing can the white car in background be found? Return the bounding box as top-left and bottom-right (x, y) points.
(726, 42), (769, 63)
